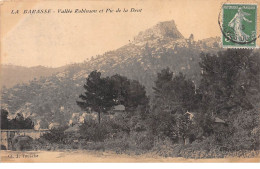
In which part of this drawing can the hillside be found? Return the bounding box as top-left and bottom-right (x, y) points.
(1, 20), (221, 128)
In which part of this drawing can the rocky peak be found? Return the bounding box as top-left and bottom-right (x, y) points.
(133, 20), (184, 43)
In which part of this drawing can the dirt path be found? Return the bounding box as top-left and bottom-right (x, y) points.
(1, 150), (259, 163)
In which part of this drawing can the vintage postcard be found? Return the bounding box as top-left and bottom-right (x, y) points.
(0, 0), (260, 163)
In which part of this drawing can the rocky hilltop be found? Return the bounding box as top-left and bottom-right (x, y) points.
(1, 20), (221, 128)
(133, 20), (184, 44)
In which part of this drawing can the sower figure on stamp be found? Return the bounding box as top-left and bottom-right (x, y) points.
(228, 7), (252, 42)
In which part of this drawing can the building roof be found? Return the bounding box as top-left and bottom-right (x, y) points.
(64, 124), (80, 133)
(113, 105), (125, 111)
(48, 122), (60, 129)
(214, 117), (226, 123)
(186, 111), (194, 120)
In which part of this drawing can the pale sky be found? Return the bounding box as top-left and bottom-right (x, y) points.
(1, 0), (229, 67)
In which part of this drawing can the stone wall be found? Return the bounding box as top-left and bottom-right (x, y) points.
(0, 129), (49, 150)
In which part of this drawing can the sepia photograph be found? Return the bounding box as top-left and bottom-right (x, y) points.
(0, 0), (260, 163)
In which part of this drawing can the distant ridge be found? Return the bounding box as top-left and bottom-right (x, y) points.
(0, 65), (66, 89)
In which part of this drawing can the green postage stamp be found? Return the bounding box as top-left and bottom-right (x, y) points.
(222, 4), (257, 48)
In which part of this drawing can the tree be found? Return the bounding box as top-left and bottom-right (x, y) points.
(1, 110), (34, 129)
(77, 71), (149, 123)
(79, 119), (109, 142)
(199, 49), (260, 119)
(152, 67), (197, 113)
(110, 74), (149, 111)
(1, 109), (9, 129)
(77, 71), (117, 123)
(171, 72), (198, 111)
(150, 68), (197, 143)
(152, 67), (174, 111)
(110, 74), (130, 105)
(9, 113), (34, 129)
(41, 126), (68, 144)
(198, 49), (260, 148)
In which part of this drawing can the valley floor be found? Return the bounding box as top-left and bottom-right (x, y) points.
(0, 150), (259, 163)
